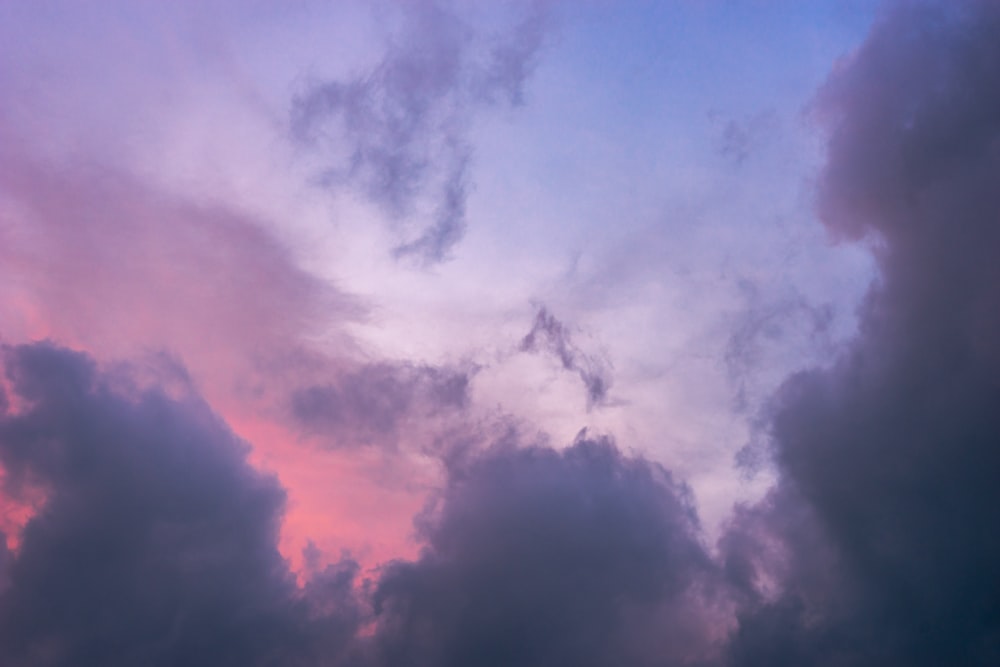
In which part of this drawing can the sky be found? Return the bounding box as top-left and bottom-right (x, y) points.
(1, 0), (999, 665)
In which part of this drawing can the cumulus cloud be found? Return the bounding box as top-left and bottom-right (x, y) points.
(0, 342), (362, 666)
(291, 0), (552, 264)
(0, 342), (735, 666)
(0, 342), (745, 666)
(725, 2), (1000, 664)
(368, 435), (728, 667)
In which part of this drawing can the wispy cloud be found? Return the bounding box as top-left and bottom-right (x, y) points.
(726, 2), (1000, 663)
(291, 0), (552, 264)
(519, 306), (612, 408)
(290, 361), (474, 449)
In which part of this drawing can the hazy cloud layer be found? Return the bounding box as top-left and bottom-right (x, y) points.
(291, 0), (551, 264)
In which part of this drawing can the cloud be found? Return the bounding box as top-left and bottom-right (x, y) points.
(0, 342), (362, 666)
(725, 2), (1000, 664)
(0, 342), (734, 666)
(724, 281), (835, 413)
(519, 306), (613, 408)
(291, 0), (552, 264)
(290, 361), (474, 449)
(367, 434), (728, 667)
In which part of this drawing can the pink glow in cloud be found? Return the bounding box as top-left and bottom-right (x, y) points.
(0, 0), (534, 577)
(5, 1), (997, 665)
(0, 143), (465, 574)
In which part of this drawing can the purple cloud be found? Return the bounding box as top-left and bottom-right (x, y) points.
(725, 2), (1000, 664)
(0, 342), (362, 665)
(290, 361), (474, 449)
(368, 434), (727, 667)
(519, 306), (613, 408)
(291, 0), (552, 264)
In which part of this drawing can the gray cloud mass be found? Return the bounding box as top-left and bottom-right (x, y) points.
(0, 342), (362, 666)
(725, 2), (1000, 664)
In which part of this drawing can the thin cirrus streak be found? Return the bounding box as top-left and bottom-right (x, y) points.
(2, 0), (1000, 666)
(519, 305), (613, 408)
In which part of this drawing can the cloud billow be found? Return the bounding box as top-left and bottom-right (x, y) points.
(369, 435), (726, 667)
(0, 342), (733, 666)
(0, 342), (361, 666)
(725, 2), (1000, 664)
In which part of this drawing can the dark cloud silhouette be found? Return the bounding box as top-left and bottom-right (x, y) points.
(0, 342), (361, 666)
(291, 0), (551, 264)
(291, 361), (473, 448)
(0, 342), (734, 666)
(519, 306), (612, 408)
(367, 434), (727, 667)
(725, 2), (1000, 664)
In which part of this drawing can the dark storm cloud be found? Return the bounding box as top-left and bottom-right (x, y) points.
(519, 306), (612, 407)
(0, 342), (735, 666)
(0, 342), (361, 666)
(290, 361), (473, 448)
(291, 0), (551, 264)
(367, 435), (727, 667)
(725, 2), (1000, 664)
